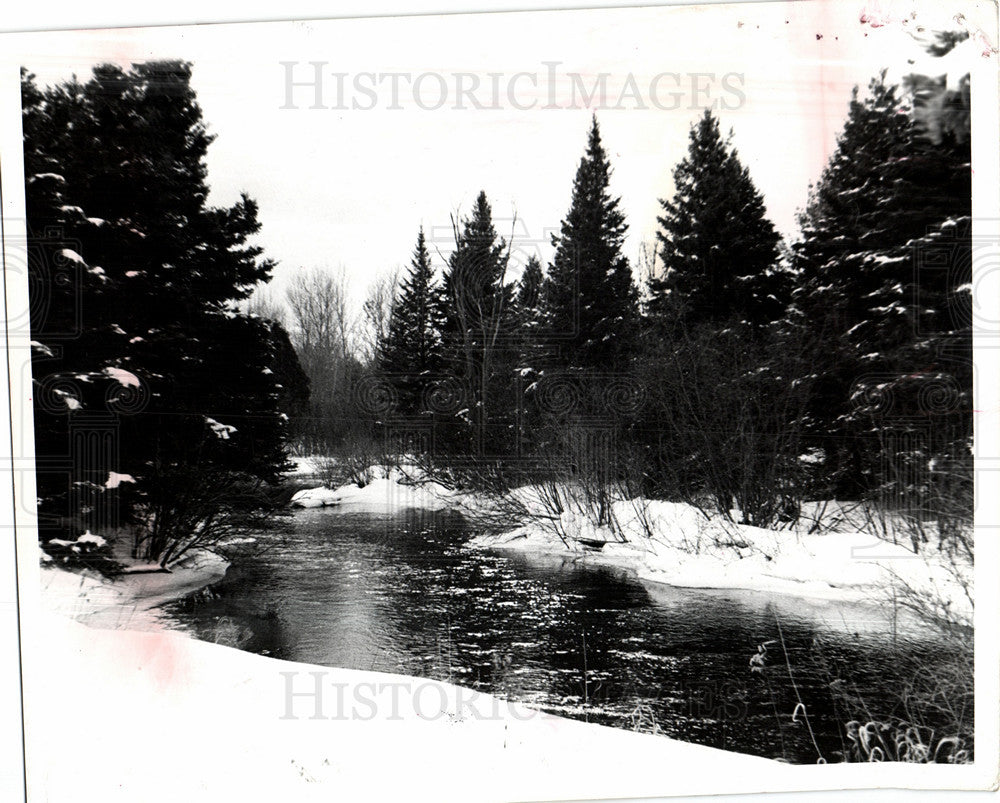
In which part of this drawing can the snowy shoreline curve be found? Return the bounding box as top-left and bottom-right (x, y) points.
(292, 471), (973, 628)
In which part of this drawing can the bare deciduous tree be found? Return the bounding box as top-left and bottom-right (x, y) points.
(243, 283), (286, 326)
(283, 266), (367, 451)
(358, 266), (401, 365)
(285, 266), (354, 362)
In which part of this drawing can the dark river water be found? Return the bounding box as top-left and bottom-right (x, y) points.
(159, 507), (954, 763)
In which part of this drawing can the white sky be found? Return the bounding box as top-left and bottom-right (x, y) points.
(11, 0), (986, 311)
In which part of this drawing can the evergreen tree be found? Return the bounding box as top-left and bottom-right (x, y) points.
(637, 114), (799, 516)
(441, 191), (512, 350)
(23, 63), (295, 564)
(539, 115), (638, 370)
(791, 69), (971, 497)
(510, 256), (545, 456)
(515, 255), (544, 312)
(647, 110), (785, 331)
(439, 191), (515, 454)
(527, 117), (640, 497)
(512, 255), (545, 370)
(379, 227), (446, 414)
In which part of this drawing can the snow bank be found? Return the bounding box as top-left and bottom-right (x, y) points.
(104, 471), (135, 489)
(333, 475), (456, 513)
(469, 497), (973, 627)
(287, 455), (322, 477)
(292, 466), (458, 514)
(290, 486), (342, 508)
(27, 614), (770, 803)
(39, 548), (229, 631)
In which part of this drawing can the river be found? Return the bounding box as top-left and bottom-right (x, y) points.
(159, 506), (953, 763)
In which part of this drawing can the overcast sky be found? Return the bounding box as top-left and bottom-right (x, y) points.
(16, 0), (978, 312)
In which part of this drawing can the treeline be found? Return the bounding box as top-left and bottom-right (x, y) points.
(23, 63), (306, 568)
(367, 63), (971, 549)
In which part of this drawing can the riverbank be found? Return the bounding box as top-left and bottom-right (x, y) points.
(468, 501), (974, 628)
(294, 470), (974, 628)
(291, 467), (456, 512)
(39, 547), (230, 630)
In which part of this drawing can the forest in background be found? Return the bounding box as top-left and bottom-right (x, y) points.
(262, 35), (971, 563)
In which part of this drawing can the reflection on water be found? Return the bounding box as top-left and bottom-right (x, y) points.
(160, 508), (952, 762)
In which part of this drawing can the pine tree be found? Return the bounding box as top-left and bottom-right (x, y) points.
(539, 115), (638, 371)
(23, 63), (295, 564)
(441, 191), (511, 351)
(515, 255), (543, 312)
(439, 191), (515, 454)
(512, 255), (545, 368)
(379, 227), (446, 414)
(526, 117), (639, 498)
(791, 69), (971, 498)
(647, 110), (785, 331)
(509, 256), (545, 456)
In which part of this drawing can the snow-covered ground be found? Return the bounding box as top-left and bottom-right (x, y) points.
(469, 497), (974, 629)
(290, 485), (342, 507)
(27, 611), (774, 803)
(39, 547), (229, 630)
(292, 466), (457, 513)
(287, 454), (323, 477)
